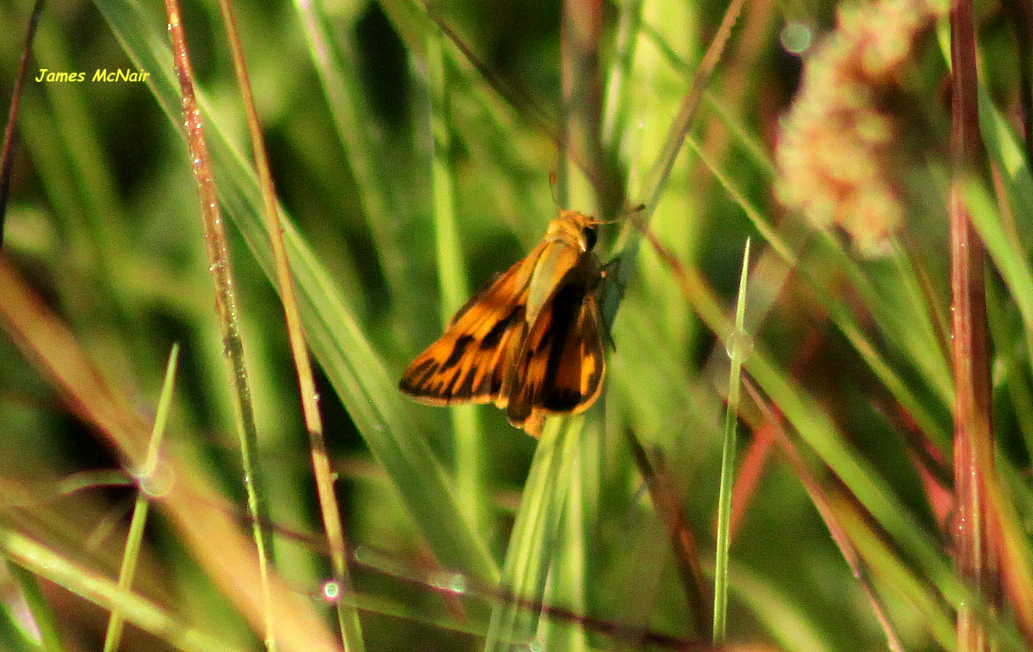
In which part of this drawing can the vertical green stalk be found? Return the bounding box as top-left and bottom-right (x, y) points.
(600, 0), (642, 150)
(616, 0), (745, 287)
(103, 344), (179, 652)
(484, 418), (583, 652)
(712, 238), (751, 643)
(162, 1), (276, 648)
(560, 0), (623, 215)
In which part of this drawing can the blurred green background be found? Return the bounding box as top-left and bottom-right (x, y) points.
(2, 0), (1032, 650)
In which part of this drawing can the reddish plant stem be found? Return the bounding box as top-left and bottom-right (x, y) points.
(949, 0), (999, 648)
(0, 0), (46, 249)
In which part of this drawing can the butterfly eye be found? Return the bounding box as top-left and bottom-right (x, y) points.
(584, 226), (598, 251)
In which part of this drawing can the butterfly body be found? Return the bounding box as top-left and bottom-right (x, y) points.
(399, 210), (607, 436)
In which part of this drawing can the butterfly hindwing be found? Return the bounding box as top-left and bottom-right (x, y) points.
(506, 263), (606, 432)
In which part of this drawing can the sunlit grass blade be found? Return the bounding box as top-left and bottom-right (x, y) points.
(1, 530), (246, 652)
(600, 0), (643, 149)
(986, 277), (1033, 455)
(0, 592), (39, 652)
(966, 180), (1033, 352)
(995, 465), (1033, 642)
(534, 432), (592, 652)
(632, 0), (746, 234)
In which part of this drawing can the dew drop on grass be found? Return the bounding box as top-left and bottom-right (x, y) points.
(725, 329), (754, 361)
(138, 461), (174, 498)
(321, 580), (340, 602)
(781, 22), (813, 55)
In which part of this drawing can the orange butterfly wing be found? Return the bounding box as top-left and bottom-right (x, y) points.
(399, 253), (537, 406)
(505, 259), (606, 434)
(399, 211), (608, 436)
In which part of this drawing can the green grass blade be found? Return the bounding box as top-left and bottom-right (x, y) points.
(483, 418), (583, 651)
(426, 19), (487, 535)
(1, 530), (247, 652)
(8, 564), (64, 652)
(103, 344), (179, 652)
(711, 237), (750, 642)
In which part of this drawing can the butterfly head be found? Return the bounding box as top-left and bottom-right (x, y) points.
(551, 210), (601, 253)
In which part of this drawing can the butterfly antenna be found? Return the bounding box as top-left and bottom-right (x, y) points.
(590, 203), (645, 226)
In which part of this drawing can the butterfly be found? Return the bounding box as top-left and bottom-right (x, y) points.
(399, 210), (609, 437)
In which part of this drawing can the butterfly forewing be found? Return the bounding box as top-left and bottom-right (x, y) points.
(524, 239), (589, 325)
(399, 210), (609, 436)
(399, 256), (535, 405)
